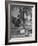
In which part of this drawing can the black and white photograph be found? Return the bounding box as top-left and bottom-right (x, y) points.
(5, 1), (37, 45)
(10, 5), (32, 38)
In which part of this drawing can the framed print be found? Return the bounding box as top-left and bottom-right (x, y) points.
(5, 1), (37, 45)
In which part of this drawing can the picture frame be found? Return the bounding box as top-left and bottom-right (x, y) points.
(5, 1), (37, 45)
